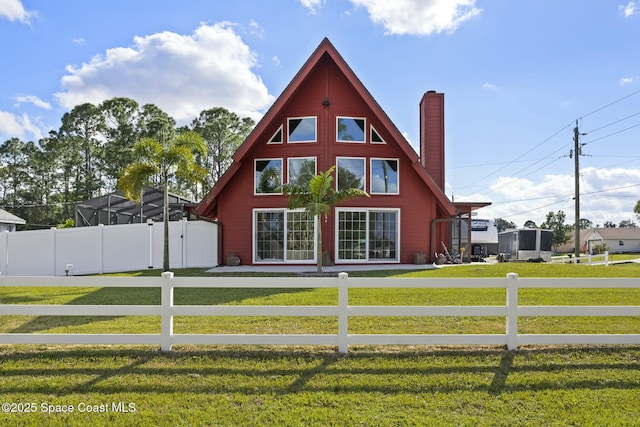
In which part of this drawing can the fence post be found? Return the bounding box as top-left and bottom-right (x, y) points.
(1, 230), (7, 277)
(506, 273), (519, 350)
(148, 220), (154, 269)
(605, 251), (609, 267)
(161, 271), (174, 352)
(338, 272), (349, 354)
(51, 227), (57, 276)
(99, 224), (105, 274)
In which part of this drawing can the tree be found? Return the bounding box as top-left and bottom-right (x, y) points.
(634, 200), (640, 221)
(44, 130), (84, 219)
(619, 219), (638, 228)
(100, 97), (141, 191)
(59, 103), (105, 200)
(578, 218), (593, 230)
(118, 130), (207, 271)
(604, 221), (617, 228)
(283, 165), (369, 274)
(495, 218), (516, 233)
(189, 107), (254, 197)
(540, 210), (571, 253)
(523, 220), (537, 228)
(0, 138), (29, 206)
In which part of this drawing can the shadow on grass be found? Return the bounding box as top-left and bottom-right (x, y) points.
(8, 286), (308, 333)
(1, 346), (639, 396)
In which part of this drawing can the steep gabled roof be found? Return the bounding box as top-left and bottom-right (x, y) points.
(196, 38), (455, 218)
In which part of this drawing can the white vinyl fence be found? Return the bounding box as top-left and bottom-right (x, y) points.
(0, 220), (218, 276)
(552, 252), (610, 265)
(1, 273), (638, 352)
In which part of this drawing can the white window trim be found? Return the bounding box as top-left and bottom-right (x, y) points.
(370, 158), (400, 195)
(334, 208), (401, 264)
(267, 125), (283, 144)
(252, 208), (317, 264)
(287, 156), (317, 185)
(370, 125), (386, 144)
(336, 156), (366, 192)
(254, 158), (283, 196)
(336, 116), (367, 143)
(287, 116), (317, 143)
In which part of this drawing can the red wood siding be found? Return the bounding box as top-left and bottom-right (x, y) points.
(213, 55), (446, 265)
(197, 40), (456, 266)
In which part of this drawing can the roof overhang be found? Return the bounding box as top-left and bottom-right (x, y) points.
(453, 201), (492, 216)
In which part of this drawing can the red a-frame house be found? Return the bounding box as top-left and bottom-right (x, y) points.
(196, 38), (457, 266)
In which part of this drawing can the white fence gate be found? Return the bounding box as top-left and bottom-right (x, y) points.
(0, 220), (218, 276)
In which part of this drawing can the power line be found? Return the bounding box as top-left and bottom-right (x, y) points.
(579, 88), (640, 120)
(500, 198), (573, 219)
(584, 111), (640, 134)
(449, 157), (552, 170)
(451, 88), (640, 199)
(487, 183), (640, 221)
(582, 182), (640, 196)
(485, 155), (566, 195)
(582, 122), (640, 145)
(453, 122), (573, 192)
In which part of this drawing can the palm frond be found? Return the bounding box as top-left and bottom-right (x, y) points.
(133, 137), (163, 161)
(118, 162), (158, 202)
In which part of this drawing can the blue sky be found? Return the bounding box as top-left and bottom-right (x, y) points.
(1, 0), (639, 227)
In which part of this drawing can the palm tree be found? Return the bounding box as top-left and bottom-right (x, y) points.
(118, 131), (207, 271)
(283, 165), (369, 274)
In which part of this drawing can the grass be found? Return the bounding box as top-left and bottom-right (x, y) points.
(1, 261), (640, 426)
(1, 345), (639, 426)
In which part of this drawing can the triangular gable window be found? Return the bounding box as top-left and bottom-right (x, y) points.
(267, 125), (283, 144)
(371, 126), (385, 144)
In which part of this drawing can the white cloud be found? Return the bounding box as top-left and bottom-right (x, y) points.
(482, 82), (497, 90)
(0, 111), (44, 141)
(0, 0), (34, 23)
(619, 77), (635, 86)
(402, 131), (412, 145)
(54, 22), (274, 123)
(454, 167), (640, 228)
(349, 0), (481, 35)
(299, 0), (325, 14)
(13, 95), (52, 110)
(272, 56), (281, 67)
(619, 1), (637, 17)
(248, 19), (264, 37)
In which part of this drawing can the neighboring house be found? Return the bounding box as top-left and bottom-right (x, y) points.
(584, 228), (640, 253)
(559, 227), (640, 254)
(195, 38), (466, 266)
(0, 208), (26, 232)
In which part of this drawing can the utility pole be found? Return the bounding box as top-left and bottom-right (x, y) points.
(573, 120), (581, 261)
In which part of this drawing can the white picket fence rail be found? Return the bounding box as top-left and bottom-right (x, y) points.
(1, 273), (639, 352)
(552, 251), (610, 265)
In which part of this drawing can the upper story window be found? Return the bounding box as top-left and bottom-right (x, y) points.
(370, 158), (399, 194)
(336, 157), (365, 191)
(255, 158), (282, 194)
(288, 117), (317, 143)
(288, 157), (317, 188)
(337, 117), (366, 143)
(370, 126), (385, 144)
(267, 125), (283, 144)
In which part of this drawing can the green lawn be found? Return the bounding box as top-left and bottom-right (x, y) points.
(1, 262), (639, 426)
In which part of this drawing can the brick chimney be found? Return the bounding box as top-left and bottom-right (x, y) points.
(419, 91), (445, 191)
